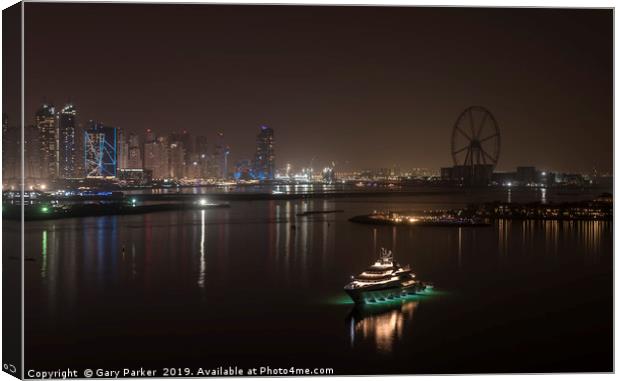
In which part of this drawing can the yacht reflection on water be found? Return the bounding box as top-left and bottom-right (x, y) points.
(347, 299), (419, 353)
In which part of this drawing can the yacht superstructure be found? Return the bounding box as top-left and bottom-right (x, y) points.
(344, 248), (429, 304)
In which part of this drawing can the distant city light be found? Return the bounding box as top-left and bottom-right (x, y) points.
(199, 198), (208, 206)
(41, 207), (49, 213)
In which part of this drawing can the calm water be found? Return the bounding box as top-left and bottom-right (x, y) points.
(16, 189), (612, 374)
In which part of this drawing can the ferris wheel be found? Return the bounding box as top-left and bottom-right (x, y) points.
(451, 106), (501, 170)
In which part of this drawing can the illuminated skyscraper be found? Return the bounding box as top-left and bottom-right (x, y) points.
(195, 135), (208, 178)
(253, 125), (275, 180)
(117, 127), (129, 170)
(58, 103), (78, 178)
(178, 130), (193, 163)
(145, 128), (155, 143)
(84, 121), (117, 178)
(208, 132), (224, 179)
(144, 136), (169, 179)
(35, 103), (57, 179)
(24, 124), (41, 180)
(127, 132), (143, 169)
(169, 141), (185, 179)
(223, 145), (230, 179)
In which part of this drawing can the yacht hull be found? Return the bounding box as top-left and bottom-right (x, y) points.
(345, 282), (426, 304)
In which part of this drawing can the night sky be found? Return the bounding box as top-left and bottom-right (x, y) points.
(22, 3), (612, 173)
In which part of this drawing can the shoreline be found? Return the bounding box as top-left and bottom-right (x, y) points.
(2, 203), (230, 221)
(349, 215), (492, 227)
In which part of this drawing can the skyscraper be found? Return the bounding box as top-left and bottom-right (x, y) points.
(168, 133), (187, 179)
(195, 135), (208, 178)
(253, 125), (275, 180)
(127, 132), (143, 169)
(143, 135), (169, 179)
(208, 132), (224, 179)
(57, 103), (78, 178)
(169, 141), (185, 179)
(84, 121), (117, 178)
(145, 128), (155, 143)
(117, 127), (129, 170)
(35, 103), (57, 179)
(24, 124), (41, 180)
(223, 145), (230, 180)
(179, 130), (193, 163)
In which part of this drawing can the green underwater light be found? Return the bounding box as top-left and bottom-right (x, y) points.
(327, 294), (356, 305)
(327, 288), (448, 306)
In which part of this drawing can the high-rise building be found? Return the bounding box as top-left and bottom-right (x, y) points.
(234, 159), (254, 181)
(185, 154), (201, 179)
(84, 121), (117, 178)
(143, 136), (169, 179)
(57, 103), (78, 178)
(169, 141), (185, 179)
(208, 132), (224, 179)
(127, 132), (143, 169)
(117, 128), (129, 170)
(145, 128), (155, 143)
(223, 145), (230, 179)
(168, 132), (188, 179)
(36, 103), (57, 179)
(177, 130), (193, 164)
(195, 135), (208, 178)
(253, 125), (275, 180)
(24, 124), (41, 180)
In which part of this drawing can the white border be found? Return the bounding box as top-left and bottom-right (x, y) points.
(0, 1), (616, 381)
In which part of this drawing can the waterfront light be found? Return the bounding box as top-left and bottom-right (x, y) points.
(199, 198), (208, 206)
(41, 207), (49, 213)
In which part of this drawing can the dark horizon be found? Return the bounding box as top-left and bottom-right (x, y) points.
(20, 3), (613, 173)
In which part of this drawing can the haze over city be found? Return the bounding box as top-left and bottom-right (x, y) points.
(20, 4), (612, 173)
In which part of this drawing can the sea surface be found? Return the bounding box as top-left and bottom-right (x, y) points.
(10, 187), (613, 374)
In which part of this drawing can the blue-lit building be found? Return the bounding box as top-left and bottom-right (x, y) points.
(233, 159), (255, 181)
(84, 121), (117, 178)
(253, 125), (275, 180)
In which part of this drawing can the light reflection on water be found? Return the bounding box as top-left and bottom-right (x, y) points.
(198, 210), (206, 289)
(20, 194), (612, 371)
(345, 288), (448, 354)
(30, 207), (611, 315)
(348, 300), (419, 354)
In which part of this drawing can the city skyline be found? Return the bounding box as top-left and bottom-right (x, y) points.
(15, 4), (613, 173)
(7, 98), (612, 177)
(4, 99), (284, 183)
